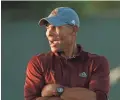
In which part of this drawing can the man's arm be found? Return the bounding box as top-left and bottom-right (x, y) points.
(89, 56), (110, 100)
(24, 56), (45, 100)
(36, 97), (63, 100)
(61, 87), (96, 100)
(40, 84), (96, 100)
(61, 56), (110, 100)
(24, 56), (62, 100)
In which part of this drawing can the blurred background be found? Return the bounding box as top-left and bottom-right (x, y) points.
(1, 1), (120, 100)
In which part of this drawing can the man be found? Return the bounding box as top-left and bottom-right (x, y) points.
(24, 7), (110, 100)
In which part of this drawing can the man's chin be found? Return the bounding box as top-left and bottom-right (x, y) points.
(51, 47), (60, 53)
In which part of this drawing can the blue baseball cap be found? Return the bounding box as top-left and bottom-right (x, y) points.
(39, 7), (80, 27)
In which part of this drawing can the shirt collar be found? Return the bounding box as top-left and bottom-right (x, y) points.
(53, 44), (83, 60)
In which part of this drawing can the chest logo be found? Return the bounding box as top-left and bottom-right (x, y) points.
(79, 72), (87, 78)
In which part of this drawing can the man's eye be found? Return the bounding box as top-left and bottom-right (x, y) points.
(45, 24), (49, 27)
(45, 25), (49, 29)
(45, 22), (50, 26)
(45, 24), (51, 29)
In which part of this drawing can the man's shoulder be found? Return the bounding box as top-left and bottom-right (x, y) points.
(36, 51), (52, 58)
(83, 50), (108, 63)
(27, 52), (53, 70)
(30, 51), (53, 62)
(84, 51), (109, 73)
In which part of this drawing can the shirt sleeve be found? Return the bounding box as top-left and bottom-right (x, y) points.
(89, 56), (110, 100)
(24, 56), (45, 100)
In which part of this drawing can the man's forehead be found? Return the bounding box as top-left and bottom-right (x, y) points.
(46, 23), (73, 29)
(44, 19), (75, 29)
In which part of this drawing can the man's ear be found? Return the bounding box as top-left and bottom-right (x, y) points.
(74, 25), (79, 32)
(73, 26), (79, 36)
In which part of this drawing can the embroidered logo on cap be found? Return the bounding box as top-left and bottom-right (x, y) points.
(49, 9), (58, 17)
(71, 20), (75, 25)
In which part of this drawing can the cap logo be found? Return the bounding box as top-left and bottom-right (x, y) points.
(71, 20), (75, 25)
(49, 9), (58, 17)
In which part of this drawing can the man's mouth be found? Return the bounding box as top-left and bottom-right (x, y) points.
(49, 40), (54, 44)
(49, 40), (60, 46)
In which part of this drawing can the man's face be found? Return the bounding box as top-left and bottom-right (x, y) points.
(45, 23), (75, 53)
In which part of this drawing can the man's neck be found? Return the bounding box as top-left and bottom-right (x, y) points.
(61, 43), (78, 59)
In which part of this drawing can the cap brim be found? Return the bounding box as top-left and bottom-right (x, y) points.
(39, 16), (67, 26)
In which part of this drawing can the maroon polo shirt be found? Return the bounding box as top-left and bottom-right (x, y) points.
(24, 45), (110, 100)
